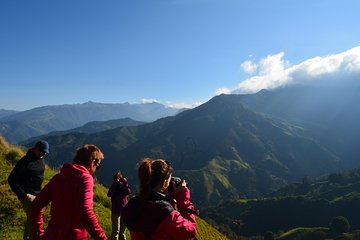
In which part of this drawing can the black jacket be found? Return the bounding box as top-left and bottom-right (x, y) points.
(8, 148), (45, 199)
(122, 191), (174, 238)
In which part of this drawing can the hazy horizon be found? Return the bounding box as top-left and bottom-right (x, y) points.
(1, 0), (360, 111)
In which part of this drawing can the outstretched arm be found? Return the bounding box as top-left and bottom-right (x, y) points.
(79, 174), (107, 240)
(155, 188), (197, 240)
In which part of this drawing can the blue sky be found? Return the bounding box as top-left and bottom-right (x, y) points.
(1, 0), (360, 111)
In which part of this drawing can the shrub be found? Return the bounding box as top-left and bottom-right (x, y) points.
(352, 230), (360, 240)
(329, 216), (351, 236)
(264, 231), (275, 240)
(5, 149), (24, 165)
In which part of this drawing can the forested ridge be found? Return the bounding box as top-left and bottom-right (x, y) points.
(204, 169), (360, 239)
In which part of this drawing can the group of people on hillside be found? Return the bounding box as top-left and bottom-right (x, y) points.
(8, 141), (197, 240)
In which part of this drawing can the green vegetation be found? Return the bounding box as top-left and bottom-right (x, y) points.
(277, 225), (357, 240)
(204, 167), (360, 239)
(196, 217), (229, 240)
(0, 137), (26, 239)
(0, 136), (227, 239)
(277, 227), (329, 240)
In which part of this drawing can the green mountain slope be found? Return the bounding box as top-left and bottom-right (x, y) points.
(0, 136), (227, 240)
(203, 167), (360, 238)
(238, 86), (360, 169)
(55, 118), (145, 134)
(22, 118), (145, 145)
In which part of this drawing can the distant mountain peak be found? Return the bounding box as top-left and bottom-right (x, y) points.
(0, 101), (180, 143)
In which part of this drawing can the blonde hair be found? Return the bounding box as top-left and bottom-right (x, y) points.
(73, 144), (104, 167)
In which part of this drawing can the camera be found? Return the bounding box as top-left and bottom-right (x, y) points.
(167, 176), (182, 192)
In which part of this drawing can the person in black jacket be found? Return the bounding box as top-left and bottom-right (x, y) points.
(8, 140), (49, 240)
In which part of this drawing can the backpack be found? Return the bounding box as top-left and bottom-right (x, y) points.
(122, 196), (174, 239)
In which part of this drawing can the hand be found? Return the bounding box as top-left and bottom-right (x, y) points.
(119, 177), (127, 184)
(25, 193), (35, 202)
(173, 179), (187, 192)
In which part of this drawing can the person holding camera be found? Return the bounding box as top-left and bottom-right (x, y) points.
(108, 171), (131, 240)
(122, 158), (197, 240)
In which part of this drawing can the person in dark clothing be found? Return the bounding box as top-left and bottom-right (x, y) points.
(122, 158), (197, 240)
(108, 171), (131, 240)
(8, 140), (50, 240)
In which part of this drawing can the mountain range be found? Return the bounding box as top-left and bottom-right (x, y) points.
(40, 118), (145, 135)
(0, 109), (18, 119)
(0, 101), (180, 143)
(20, 85), (360, 208)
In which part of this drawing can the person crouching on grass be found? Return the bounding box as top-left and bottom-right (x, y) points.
(31, 144), (108, 240)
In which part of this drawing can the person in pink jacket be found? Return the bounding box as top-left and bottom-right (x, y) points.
(31, 144), (108, 240)
(122, 158), (197, 240)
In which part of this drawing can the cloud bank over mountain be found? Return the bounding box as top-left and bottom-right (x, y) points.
(219, 46), (360, 94)
(140, 98), (160, 104)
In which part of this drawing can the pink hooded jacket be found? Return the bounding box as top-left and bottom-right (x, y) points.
(31, 163), (107, 240)
(122, 188), (197, 240)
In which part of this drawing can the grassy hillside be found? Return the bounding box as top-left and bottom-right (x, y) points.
(0, 136), (227, 239)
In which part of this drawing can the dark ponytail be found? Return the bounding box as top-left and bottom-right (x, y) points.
(138, 158), (173, 198)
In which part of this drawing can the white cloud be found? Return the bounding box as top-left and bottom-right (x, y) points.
(216, 87), (231, 95)
(140, 98), (159, 104)
(240, 60), (257, 74)
(166, 101), (203, 109)
(234, 45), (360, 93)
(139, 99), (201, 109)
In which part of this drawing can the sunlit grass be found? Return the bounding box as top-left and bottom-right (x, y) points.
(0, 137), (228, 240)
